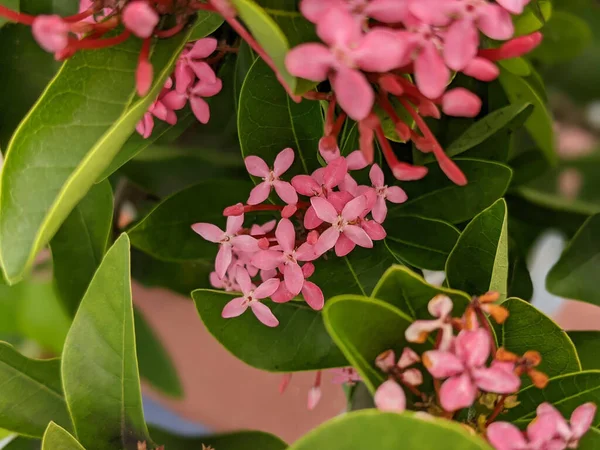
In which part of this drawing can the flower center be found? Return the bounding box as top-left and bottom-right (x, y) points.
(265, 170), (278, 184)
(332, 46), (357, 69)
(376, 185), (388, 197)
(334, 215), (347, 231)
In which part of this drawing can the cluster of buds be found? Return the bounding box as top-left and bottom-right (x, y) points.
(192, 146), (406, 326)
(370, 293), (597, 449)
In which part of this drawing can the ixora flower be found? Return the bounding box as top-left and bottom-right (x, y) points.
(405, 295), (455, 351)
(374, 347), (423, 413)
(245, 148), (298, 205)
(221, 267), (281, 327)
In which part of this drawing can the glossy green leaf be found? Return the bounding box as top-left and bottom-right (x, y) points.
(0, 342), (71, 438)
(507, 245), (533, 301)
(50, 180), (113, 316)
(446, 199), (509, 298)
(238, 58), (323, 175)
(371, 265), (470, 319)
(498, 58), (531, 76)
(499, 298), (580, 385)
(2, 437), (41, 450)
(234, 41), (256, 107)
(0, 28), (192, 284)
(0, 0), (19, 28)
(289, 410), (492, 450)
(547, 214), (600, 306)
(193, 289), (347, 372)
(41, 423), (85, 450)
(567, 332), (600, 371)
(62, 234), (152, 449)
(384, 216), (460, 270)
(531, 12), (592, 64)
(149, 427), (286, 450)
(134, 308), (183, 398)
(389, 159), (512, 224)
(128, 180), (251, 262)
(579, 427), (600, 450)
(498, 70), (556, 164)
(502, 371), (600, 427)
(514, 0), (552, 36)
(188, 10), (223, 41)
(323, 295), (420, 391)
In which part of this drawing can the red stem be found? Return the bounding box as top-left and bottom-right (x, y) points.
(486, 394), (507, 425)
(64, 9), (94, 23)
(0, 5), (35, 25)
(72, 30), (131, 50)
(154, 23), (185, 38)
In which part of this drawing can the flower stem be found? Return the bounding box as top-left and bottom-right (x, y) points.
(0, 5), (35, 25)
(486, 394), (507, 425)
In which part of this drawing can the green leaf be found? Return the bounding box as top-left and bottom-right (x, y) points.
(149, 427), (286, 450)
(288, 410), (492, 450)
(50, 180), (113, 316)
(507, 245), (533, 301)
(0, 342), (71, 438)
(514, 0), (552, 36)
(62, 234), (152, 449)
(389, 159), (512, 224)
(384, 216), (459, 270)
(2, 437), (41, 450)
(499, 298), (581, 385)
(501, 371), (600, 427)
(193, 289), (347, 371)
(41, 423), (85, 450)
(238, 58), (323, 176)
(0, 28), (192, 284)
(234, 41), (256, 107)
(547, 214), (600, 306)
(134, 308), (183, 398)
(531, 12), (592, 64)
(446, 199), (509, 298)
(498, 70), (556, 165)
(498, 58), (532, 77)
(579, 427), (600, 450)
(188, 10), (223, 41)
(323, 295), (420, 391)
(568, 331), (600, 371)
(0, 0), (19, 28)
(371, 265), (470, 319)
(128, 180), (251, 262)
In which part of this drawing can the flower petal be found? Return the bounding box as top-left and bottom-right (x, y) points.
(273, 218), (294, 253)
(274, 147), (295, 176)
(316, 7), (362, 47)
(304, 206), (324, 230)
(226, 213), (244, 235)
(472, 366), (521, 394)
(341, 195), (367, 220)
(323, 157), (348, 190)
(191, 223), (223, 242)
(455, 328), (490, 368)
(302, 281), (324, 310)
(369, 164), (385, 187)
(343, 225), (373, 248)
(444, 18), (478, 71)
(248, 182), (272, 205)
(334, 233), (356, 257)
(231, 235), (259, 252)
(285, 43), (333, 81)
(190, 96), (210, 124)
(292, 175), (322, 197)
(571, 403), (597, 439)
(398, 347), (421, 369)
(477, 3), (514, 40)
(221, 297), (248, 318)
(355, 29), (409, 72)
(254, 278), (281, 299)
(362, 220), (387, 240)
(215, 245), (233, 279)
(386, 186), (408, 203)
(372, 196), (387, 223)
(439, 373), (477, 411)
(415, 42), (449, 99)
(423, 350), (465, 378)
(296, 243), (318, 262)
(331, 67), (374, 121)
(346, 150), (368, 170)
(487, 422), (528, 450)
(284, 262), (304, 296)
(245, 155), (270, 177)
(234, 266), (253, 294)
(315, 226), (341, 255)
(374, 380), (406, 413)
(402, 368), (423, 386)
(188, 37), (218, 58)
(428, 295), (453, 318)
(274, 181), (299, 205)
(251, 250), (283, 270)
(250, 302), (279, 327)
(311, 197), (339, 224)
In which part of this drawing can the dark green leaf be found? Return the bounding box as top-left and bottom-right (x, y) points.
(238, 58), (323, 175)
(499, 298), (581, 385)
(579, 427), (600, 450)
(531, 11), (592, 64)
(188, 10), (223, 41)
(0, 342), (71, 438)
(134, 308), (183, 398)
(568, 331), (600, 371)
(547, 214), (600, 306)
(41, 423), (85, 450)
(507, 244), (534, 301)
(234, 41), (256, 107)
(323, 295), (421, 391)
(390, 159), (512, 224)
(502, 371), (600, 428)
(193, 289), (347, 371)
(2, 437), (41, 450)
(149, 427), (286, 450)
(446, 199), (509, 298)
(62, 234), (152, 449)
(288, 410), (492, 450)
(50, 180), (113, 316)
(498, 70), (556, 164)
(385, 216), (460, 270)
(0, 29), (192, 283)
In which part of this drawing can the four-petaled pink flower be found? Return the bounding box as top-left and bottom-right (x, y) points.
(374, 348), (423, 413)
(163, 77), (223, 125)
(311, 195), (373, 256)
(251, 218), (317, 296)
(365, 164), (408, 223)
(270, 262), (325, 311)
(245, 148), (298, 205)
(175, 38), (218, 93)
(285, 7), (407, 120)
(405, 295), (455, 351)
(221, 267), (281, 327)
(423, 327), (521, 411)
(192, 214), (259, 279)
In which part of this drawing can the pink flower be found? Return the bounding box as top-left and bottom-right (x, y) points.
(366, 164), (407, 223)
(162, 77), (222, 124)
(537, 402), (596, 448)
(374, 380), (406, 413)
(32, 15), (70, 53)
(496, 0), (531, 14)
(311, 195), (373, 256)
(285, 7), (408, 120)
(122, 1), (159, 38)
(251, 219), (316, 296)
(375, 347), (423, 386)
(423, 327), (521, 411)
(244, 148), (298, 205)
(209, 271), (239, 292)
(136, 59), (153, 97)
(331, 367), (362, 385)
(175, 38), (218, 93)
(136, 79), (178, 138)
(442, 88), (482, 118)
(271, 262), (325, 311)
(300, 0), (410, 24)
(192, 214), (259, 278)
(221, 267), (281, 327)
(405, 295), (455, 351)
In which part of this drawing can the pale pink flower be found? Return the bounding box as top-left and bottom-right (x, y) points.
(285, 7), (408, 120)
(192, 214), (259, 279)
(221, 267), (281, 327)
(300, 0), (410, 24)
(405, 295), (455, 351)
(251, 219), (317, 296)
(162, 77), (222, 124)
(122, 1), (159, 38)
(175, 38), (218, 93)
(244, 148), (298, 205)
(442, 88), (482, 118)
(331, 367), (362, 385)
(374, 380), (406, 413)
(32, 15), (70, 53)
(366, 164), (407, 223)
(376, 347), (423, 386)
(423, 327), (521, 411)
(536, 402), (597, 448)
(271, 262), (325, 311)
(311, 195), (373, 256)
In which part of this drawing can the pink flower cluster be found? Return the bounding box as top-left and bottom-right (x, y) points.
(136, 38), (222, 138)
(192, 146), (407, 327)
